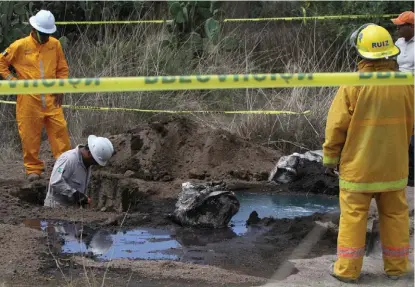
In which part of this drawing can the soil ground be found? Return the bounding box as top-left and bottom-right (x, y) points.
(0, 117), (413, 286)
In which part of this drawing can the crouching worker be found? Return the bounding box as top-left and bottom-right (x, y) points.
(44, 135), (114, 208)
(323, 24), (414, 282)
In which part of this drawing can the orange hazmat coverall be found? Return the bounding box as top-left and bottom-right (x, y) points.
(0, 33), (71, 175)
(323, 59), (414, 279)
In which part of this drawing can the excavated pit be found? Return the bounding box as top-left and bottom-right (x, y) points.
(8, 117), (340, 212)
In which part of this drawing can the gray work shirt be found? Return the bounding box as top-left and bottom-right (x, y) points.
(44, 145), (92, 208)
(395, 37), (414, 72)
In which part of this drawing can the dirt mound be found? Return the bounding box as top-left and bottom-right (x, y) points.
(84, 117), (282, 212)
(104, 116), (281, 182)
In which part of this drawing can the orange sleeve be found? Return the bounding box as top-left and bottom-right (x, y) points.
(0, 41), (20, 80)
(56, 41), (69, 79)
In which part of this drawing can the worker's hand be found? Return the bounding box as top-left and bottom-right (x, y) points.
(73, 191), (89, 207)
(54, 94), (63, 108)
(325, 167), (339, 177)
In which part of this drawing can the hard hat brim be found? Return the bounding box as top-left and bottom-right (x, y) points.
(87, 135), (108, 166)
(357, 46), (401, 60)
(29, 16), (57, 34)
(391, 18), (406, 25)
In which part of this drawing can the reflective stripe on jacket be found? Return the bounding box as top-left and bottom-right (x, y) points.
(323, 59), (414, 192)
(44, 146), (91, 207)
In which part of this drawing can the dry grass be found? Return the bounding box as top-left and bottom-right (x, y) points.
(0, 16), (360, 158)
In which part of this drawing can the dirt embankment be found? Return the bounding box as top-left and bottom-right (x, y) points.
(106, 116), (280, 182)
(85, 116), (283, 212)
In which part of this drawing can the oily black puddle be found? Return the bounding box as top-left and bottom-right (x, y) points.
(24, 192), (339, 262)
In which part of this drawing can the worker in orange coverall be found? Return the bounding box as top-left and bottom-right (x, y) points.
(0, 10), (71, 181)
(323, 23), (414, 283)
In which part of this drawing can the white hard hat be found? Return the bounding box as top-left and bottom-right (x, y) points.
(87, 135), (114, 166)
(29, 10), (57, 34)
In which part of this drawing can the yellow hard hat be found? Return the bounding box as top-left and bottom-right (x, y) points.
(349, 23), (400, 60)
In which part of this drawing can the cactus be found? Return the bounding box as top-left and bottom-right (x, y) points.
(210, 1), (221, 13)
(204, 17), (219, 43)
(13, 2), (27, 16)
(212, 9), (225, 21)
(169, 2), (186, 24)
(162, 0), (241, 63)
(58, 35), (69, 50)
(165, 1), (233, 54)
(196, 6), (211, 19)
(0, 1), (31, 50)
(196, 1), (211, 8)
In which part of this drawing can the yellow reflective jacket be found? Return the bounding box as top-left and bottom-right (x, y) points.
(323, 59), (414, 193)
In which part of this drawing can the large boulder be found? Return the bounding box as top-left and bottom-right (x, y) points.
(172, 182), (240, 228)
(269, 150), (339, 195)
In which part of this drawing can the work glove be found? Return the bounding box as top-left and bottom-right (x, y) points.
(73, 191), (90, 208)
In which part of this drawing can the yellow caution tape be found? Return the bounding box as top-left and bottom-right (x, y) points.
(0, 72), (413, 95)
(0, 100), (310, 115)
(49, 14), (399, 25)
(223, 14), (399, 22)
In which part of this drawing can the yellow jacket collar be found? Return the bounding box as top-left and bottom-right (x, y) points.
(357, 59), (398, 72)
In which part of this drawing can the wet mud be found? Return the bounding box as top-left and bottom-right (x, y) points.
(19, 192), (340, 281)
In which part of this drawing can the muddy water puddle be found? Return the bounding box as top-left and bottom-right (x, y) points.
(23, 221), (181, 260)
(232, 192), (338, 234)
(24, 193), (338, 262)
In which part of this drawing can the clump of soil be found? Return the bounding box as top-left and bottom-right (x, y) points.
(103, 116), (281, 183)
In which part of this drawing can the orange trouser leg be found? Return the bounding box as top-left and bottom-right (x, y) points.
(375, 189), (410, 276)
(334, 190), (372, 280)
(44, 108), (71, 159)
(16, 95), (44, 175)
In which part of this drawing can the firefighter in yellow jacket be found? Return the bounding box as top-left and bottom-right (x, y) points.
(323, 23), (414, 283)
(0, 10), (71, 181)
